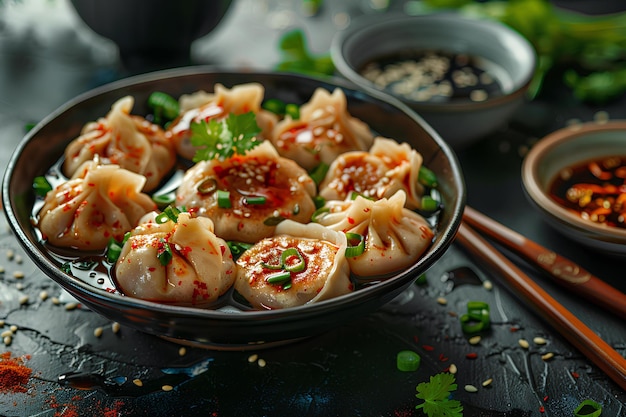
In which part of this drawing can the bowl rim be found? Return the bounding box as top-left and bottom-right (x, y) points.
(521, 120), (626, 242)
(330, 11), (537, 113)
(2, 67), (466, 343)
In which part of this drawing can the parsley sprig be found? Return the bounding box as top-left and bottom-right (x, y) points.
(415, 372), (463, 417)
(190, 112), (262, 162)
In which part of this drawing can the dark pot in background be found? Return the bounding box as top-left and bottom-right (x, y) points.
(70, 0), (234, 72)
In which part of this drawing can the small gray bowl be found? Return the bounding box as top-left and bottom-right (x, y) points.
(522, 121), (626, 257)
(331, 12), (536, 149)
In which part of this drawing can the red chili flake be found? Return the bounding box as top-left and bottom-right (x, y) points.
(543, 395), (549, 402)
(347, 217), (355, 224)
(571, 371), (580, 379)
(465, 352), (478, 359)
(509, 325), (521, 332)
(539, 406), (545, 413)
(438, 353), (449, 362)
(422, 345), (434, 351)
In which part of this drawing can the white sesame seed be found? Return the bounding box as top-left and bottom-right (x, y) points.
(464, 384), (478, 393)
(16, 283), (24, 290)
(257, 358), (267, 368)
(133, 378), (143, 387)
(468, 335), (481, 345)
(15, 255), (22, 264)
(482, 280), (493, 291)
(94, 327), (103, 338)
(65, 302), (78, 311)
(541, 352), (554, 361)
(178, 347), (187, 356)
(1, 330), (13, 338)
(4, 335), (11, 346)
(19, 295), (29, 305)
(533, 337), (547, 345)
(51, 297), (61, 305)
(6, 249), (14, 260)
(13, 271), (24, 279)
(482, 378), (493, 387)
(436, 297), (447, 305)
(0, 320), (4, 327)
(518, 338), (529, 349)
(39, 291), (48, 301)
(162, 385), (173, 392)
(112, 322), (121, 334)
(248, 354), (258, 363)
(449, 363), (457, 374)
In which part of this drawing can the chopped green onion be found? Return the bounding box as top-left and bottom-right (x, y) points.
(227, 241), (253, 259)
(217, 190), (232, 208)
(266, 270), (291, 284)
(261, 260), (284, 270)
(262, 98), (287, 115)
(574, 399), (602, 417)
(311, 206), (329, 223)
(106, 238), (125, 263)
(155, 205), (184, 224)
(244, 196), (267, 205)
(33, 176), (52, 197)
(281, 248), (305, 272)
(24, 122), (36, 132)
(285, 103), (300, 119)
(348, 191), (374, 201)
(397, 350), (421, 372)
(418, 166), (438, 188)
(309, 162), (329, 185)
(157, 238), (173, 266)
(421, 195), (439, 212)
(264, 215), (285, 226)
(197, 178), (217, 195)
(460, 301), (490, 334)
(313, 196), (326, 210)
(148, 91), (180, 126)
(282, 281), (293, 290)
(415, 273), (428, 285)
(345, 232), (365, 257)
(153, 193), (175, 208)
(61, 262), (72, 274)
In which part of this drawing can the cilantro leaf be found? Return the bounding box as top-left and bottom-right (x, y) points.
(415, 373), (463, 417)
(190, 112), (262, 162)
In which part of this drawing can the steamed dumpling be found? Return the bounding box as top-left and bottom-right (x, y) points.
(270, 88), (374, 171)
(63, 96), (177, 192)
(318, 137), (426, 209)
(175, 141), (317, 243)
(234, 221), (352, 309)
(115, 211), (236, 306)
(38, 158), (156, 250)
(313, 190), (434, 278)
(168, 83), (278, 160)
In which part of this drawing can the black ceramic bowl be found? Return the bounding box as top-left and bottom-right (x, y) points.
(2, 69), (465, 349)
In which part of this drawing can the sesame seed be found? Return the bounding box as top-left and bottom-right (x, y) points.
(3, 335), (11, 346)
(594, 110), (609, 124)
(133, 379), (143, 387)
(448, 363), (457, 374)
(468, 335), (481, 345)
(248, 354), (258, 363)
(10, 325), (17, 332)
(436, 297), (447, 305)
(19, 295), (29, 305)
(1, 330), (13, 338)
(112, 322), (121, 333)
(0, 320), (4, 327)
(161, 385), (173, 392)
(541, 352), (554, 361)
(481, 378), (493, 387)
(518, 338), (529, 349)
(533, 337), (547, 345)
(16, 283), (24, 290)
(94, 327), (103, 338)
(0, 266), (4, 273)
(65, 302), (78, 311)
(178, 347), (187, 356)
(39, 291), (49, 301)
(482, 280), (493, 290)
(15, 255), (22, 264)
(13, 271), (24, 279)
(257, 358), (267, 368)
(464, 384), (478, 393)
(6, 249), (14, 260)
(51, 297), (61, 305)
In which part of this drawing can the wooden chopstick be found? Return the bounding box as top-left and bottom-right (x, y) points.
(456, 222), (626, 391)
(463, 206), (626, 320)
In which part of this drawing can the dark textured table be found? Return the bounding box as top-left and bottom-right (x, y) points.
(0, 1), (624, 416)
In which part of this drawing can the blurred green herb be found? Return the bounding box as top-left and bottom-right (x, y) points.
(415, 372), (463, 417)
(275, 29), (335, 76)
(423, 0), (626, 104)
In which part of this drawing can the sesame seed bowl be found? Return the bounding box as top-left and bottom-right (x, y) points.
(331, 12), (536, 149)
(522, 120), (626, 258)
(2, 68), (465, 349)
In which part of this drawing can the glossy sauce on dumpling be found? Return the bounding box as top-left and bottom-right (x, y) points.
(176, 142), (316, 243)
